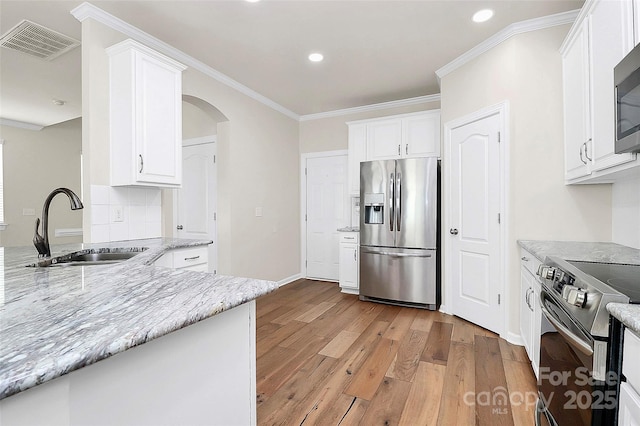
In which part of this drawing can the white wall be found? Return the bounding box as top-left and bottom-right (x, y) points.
(440, 24), (612, 337)
(612, 175), (640, 249)
(81, 18), (300, 282)
(182, 101), (217, 139)
(0, 119), (82, 247)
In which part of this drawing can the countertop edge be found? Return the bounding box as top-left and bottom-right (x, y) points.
(0, 239), (278, 401)
(608, 303), (640, 336)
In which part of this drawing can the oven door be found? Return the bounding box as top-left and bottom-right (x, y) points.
(537, 288), (601, 426)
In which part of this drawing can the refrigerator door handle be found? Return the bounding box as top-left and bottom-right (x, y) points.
(396, 172), (402, 232)
(389, 172), (395, 232)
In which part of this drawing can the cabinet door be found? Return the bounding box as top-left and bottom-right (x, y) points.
(339, 243), (358, 291)
(402, 112), (440, 158)
(563, 20), (592, 181)
(519, 266), (534, 358)
(619, 382), (640, 425)
(531, 280), (541, 379)
(366, 119), (402, 160)
(135, 52), (183, 185)
(348, 123), (367, 195)
(590, 0), (636, 172)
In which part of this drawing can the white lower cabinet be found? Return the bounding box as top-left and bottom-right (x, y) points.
(621, 329), (640, 424)
(155, 246), (209, 272)
(339, 233), (359, 294)
(519, 248), (542, 378)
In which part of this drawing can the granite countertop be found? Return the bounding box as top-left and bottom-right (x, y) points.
(337, 227), (359, 232)
(518, 240), (640, 336)
(0, 238), (278, 400)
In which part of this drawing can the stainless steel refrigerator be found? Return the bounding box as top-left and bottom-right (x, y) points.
(359, 157), (439, 310)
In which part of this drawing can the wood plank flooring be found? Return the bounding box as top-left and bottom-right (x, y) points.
(256, 279), (537, 426)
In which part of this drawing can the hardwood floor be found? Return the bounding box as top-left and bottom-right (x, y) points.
(256, 279), (537, 426)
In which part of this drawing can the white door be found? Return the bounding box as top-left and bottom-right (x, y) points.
(176, 141), (217, 273)
(449, 112), (502, 333)
(306, 155), (349, 281)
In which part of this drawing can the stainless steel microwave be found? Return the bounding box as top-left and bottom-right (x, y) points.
(615, 44), (640, 153)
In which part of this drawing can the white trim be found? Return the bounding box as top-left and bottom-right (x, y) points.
(346, 109), (440, 126)
(54, 228), (83, 237)
(0, 223), (7, 231)
(70, 2), (299, 121)
(299, 94), (441, 122)
(277, 274), (302, 288)
(182, 135), (217, 147)
(300, 150), (349, 279)
(504, 331), (524, 347)
(436, 9), (580, 82)
(442, 101), (510, 339)
(0, 118), (44, 131)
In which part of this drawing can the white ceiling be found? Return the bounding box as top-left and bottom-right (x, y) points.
(0, 0), (583, 127)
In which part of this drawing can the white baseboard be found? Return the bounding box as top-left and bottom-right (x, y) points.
(503, 331), (524, 347)
(438, 303), (451, 315)
(277, 274), (302, 287)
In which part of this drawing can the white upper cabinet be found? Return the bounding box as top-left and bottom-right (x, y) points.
(347, 110), (441, 195)
(367, 119), (403, 160)
(561, 0), (639, 184)
(589, 0), (635, 172)
(108, 40), (187, 188)
(563, 20), (592, 181)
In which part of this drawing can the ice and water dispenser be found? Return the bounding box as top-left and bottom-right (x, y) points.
(363, 193), (384, 224)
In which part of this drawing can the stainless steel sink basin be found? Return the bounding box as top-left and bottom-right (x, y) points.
(27, 248), (147, 267)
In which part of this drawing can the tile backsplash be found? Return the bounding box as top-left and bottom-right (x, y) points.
(89, 185), (162, 243)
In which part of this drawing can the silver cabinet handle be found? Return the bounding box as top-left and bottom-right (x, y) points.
(389, 172), (395, 232)
(139, 154), (144, 173)
(361, 248), (432, 258)
(353, 250), (357, 261)
(584, 139), (593, 161)
(343, 236), (355, 240)
(184, 255), (200, 261)
(450, 228), (458, 235)
(521, 256), (529, 261)
(396, 172), (402, 232)
(525, 288), (531, 310)
(177, 225), (183, 230)
(398, 144), (401, 156)
(579, 143), (587, 165)
(405, 144), (408, 155)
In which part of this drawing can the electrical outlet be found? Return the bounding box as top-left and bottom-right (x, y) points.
(112, 205), (124, 222)
(255, 207), (263, 217)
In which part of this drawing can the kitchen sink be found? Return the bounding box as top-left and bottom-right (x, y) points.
(27, 247), (148, 267)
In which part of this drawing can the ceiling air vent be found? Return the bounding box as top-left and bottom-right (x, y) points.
(0, 20), (80, 61)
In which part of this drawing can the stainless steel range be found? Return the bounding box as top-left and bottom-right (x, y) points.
(535, 256), (640, 426)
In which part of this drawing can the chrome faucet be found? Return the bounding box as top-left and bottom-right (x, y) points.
(33, 188), (84, 257)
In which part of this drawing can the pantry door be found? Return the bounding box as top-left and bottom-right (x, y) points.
(176, 138), (217, 273)
(304, 153), (349, 281)
(446, 105), (505, 335)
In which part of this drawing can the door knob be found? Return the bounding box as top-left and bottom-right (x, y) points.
(177, 225), (184, 230)
(450, 228), (459, 235)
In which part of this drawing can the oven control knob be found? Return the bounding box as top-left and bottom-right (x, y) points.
(562, 284), (578, 300)
(537, 265), (556, 280)
(567, 288), (587, 308)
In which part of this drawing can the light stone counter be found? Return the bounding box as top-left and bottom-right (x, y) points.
(0, 238), (278, 401)
(518, 240), (640, 337)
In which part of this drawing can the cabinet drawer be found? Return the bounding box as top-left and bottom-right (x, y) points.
(172, 246), (208, 269)
(339, 233), (359, 244)
(520, 248), (541, 278)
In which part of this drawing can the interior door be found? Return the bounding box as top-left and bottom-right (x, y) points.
(449, 112), (502, 333)
(306, 155), (349, 281)
(176, 142), (217, 273)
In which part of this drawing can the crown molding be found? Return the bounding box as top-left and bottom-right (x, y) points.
(299, 94), (441, 122)
(436, 9), (580, 82)
(70, 2), (300, 121)
(0, 118), (44, 131)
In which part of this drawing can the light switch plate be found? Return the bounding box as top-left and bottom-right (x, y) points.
(22, 208), (36, 216)
(255, 207), (263, 217)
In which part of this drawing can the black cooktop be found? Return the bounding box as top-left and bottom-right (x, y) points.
(568, 261), (640, 303)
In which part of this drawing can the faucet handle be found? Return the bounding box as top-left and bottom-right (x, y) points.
(33, 218), (48, 257)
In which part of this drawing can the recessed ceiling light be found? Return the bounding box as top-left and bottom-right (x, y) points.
(246, 0), (260, 3)
(472, 9), (494, 23)
(308, 53), (324, 62)
(52, 99), (66, 106)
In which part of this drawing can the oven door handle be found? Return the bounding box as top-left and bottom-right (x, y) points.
(539, 290), (593, 356)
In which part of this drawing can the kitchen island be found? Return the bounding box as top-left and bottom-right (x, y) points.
(0, 238), (278, 425)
